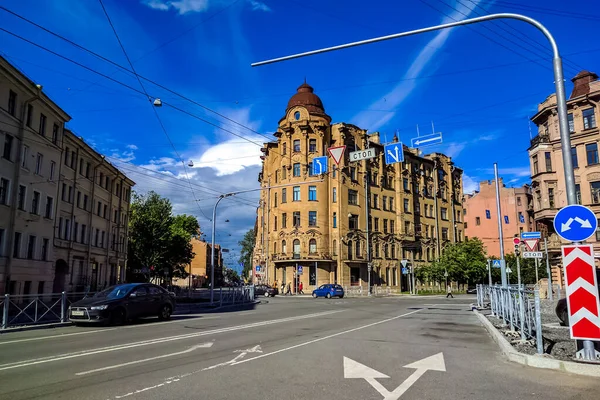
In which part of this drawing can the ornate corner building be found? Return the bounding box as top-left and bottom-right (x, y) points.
(252, 83), (465, 292)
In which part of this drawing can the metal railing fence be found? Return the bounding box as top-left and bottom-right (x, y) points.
(219, 286), (254, 306)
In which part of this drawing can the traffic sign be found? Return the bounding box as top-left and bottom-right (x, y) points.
(327, 146), (346, 165)
(521, 232), (541, 239)
(562, 244), (600, 340)
(553, 205), (597, 242)
(297, 266), (303, 275)
(400, 259), (409, 268)
(402, 267), (408, 275)
(523, 239), (539, 251)
(523, 251), (543, 258)
(384, 142), (404, 165)
(312, 156), (328, 175)
(411, 132), (443, 148)
(349, 148), (376, 162)
(255, 265), (261, 272)
(492, 260), (501, 269)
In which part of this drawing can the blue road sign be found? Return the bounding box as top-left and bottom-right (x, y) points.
(553, 204), (597, 242)
(255, 265), (261, 272)
(410, 132), (443, 148)
(297, 266), (303, 275)
(384, 142), (404, 165)
(521, 232), (541, 239)
(492, 260), (501, 269)
(312, 156), (328, 175)
(402, 267), (409, 275)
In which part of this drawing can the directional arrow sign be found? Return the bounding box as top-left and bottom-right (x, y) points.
(343, 353), (445, 400)
(312, 156), (328, 175)
(553, 205), (597, 242)
(384, 142), (404, 165)
(410, 132), (442, 148)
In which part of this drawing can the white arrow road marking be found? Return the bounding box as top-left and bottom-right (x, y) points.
(203, 345), (263, 371)
(343, 353), (445, 400)
(75, 342), (214, 375)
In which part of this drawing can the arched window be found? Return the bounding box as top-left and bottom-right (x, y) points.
(347, 241), (353, 260)
(293, 239), (300, 256)
(332, 240), (337, 256)
(384, 244), (389, 258)
(309, 239), (317, 254)
(273, 241), (277, 254)
(309, 139), (317, 153)
(282, 240), (287, 254)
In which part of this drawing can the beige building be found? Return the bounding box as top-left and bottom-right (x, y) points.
(253, 83), (465, 292)
(53, 129), (134, 292)
(463, 180), (533, 257)
(172, 239), (223, 288)
(0, 56), (71, 296)
(529, 70), (600, 287)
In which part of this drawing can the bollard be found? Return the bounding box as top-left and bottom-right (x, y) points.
(61, 292), (67, 323)
(34, 296), (39, 323)
(534, 288), (544, 354)
(2, 294), (9, 329)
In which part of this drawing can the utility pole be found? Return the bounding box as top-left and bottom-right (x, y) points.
(433, 159), (441, 259)
(365, 167), (372, 296)
(487, 259), (492, 286)
(494, 163), (508, 287)
(266, 179), (271, 284)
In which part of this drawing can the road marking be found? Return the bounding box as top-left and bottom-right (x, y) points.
(0, 310), (342, 371)
(108, 308), (422, 399)
(75, 342), (214, 375)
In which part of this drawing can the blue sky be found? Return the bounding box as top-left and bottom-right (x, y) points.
(1, 0), (598, 272)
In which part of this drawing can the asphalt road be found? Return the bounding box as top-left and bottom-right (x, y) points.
(0, 295), (598, 400)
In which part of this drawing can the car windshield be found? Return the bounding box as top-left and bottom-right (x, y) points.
(94, 284), (138, 299)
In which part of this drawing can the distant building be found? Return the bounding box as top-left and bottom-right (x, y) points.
(463, 179), (533, 257)
(173, 239), (223, 288)
(529, 70), (600, 287)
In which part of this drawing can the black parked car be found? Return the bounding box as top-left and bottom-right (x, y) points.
(254, 284), (278, 297)
(69, 283), (176, 326)
(556, 269), (600, 326)
(466, 287), (477, 294)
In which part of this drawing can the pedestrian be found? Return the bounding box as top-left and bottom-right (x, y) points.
(299, 281), (304, 295)
(446, 284), (454, 298)
(286, 282), (292, 295)
(281, 282), (286, 295)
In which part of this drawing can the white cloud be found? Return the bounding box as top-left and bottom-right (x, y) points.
(352, 0), (488, 131)
(444, 142), (467, 159)
(143, 0), (170, 10)
(126, 144), (139, 150)
(248, 0), (271, 12)
(142, 0), (271, 14)
(463, 174), (479, 194)
(196, 137), (263, 175)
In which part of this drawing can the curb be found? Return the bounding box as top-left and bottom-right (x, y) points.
(473, 309), (600, 377)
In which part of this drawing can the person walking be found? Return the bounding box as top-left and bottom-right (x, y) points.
(286, 282), (292, 295)
(446, 284), (454, 298)
(281, 282), (286, 295)
(298, 281), (304, 295)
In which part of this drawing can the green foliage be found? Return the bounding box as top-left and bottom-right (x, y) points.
(128, 191), (200, 282)
(223, 268), (241, 285)
(504, 253), (548, 284)
(238, 229), (256, 279)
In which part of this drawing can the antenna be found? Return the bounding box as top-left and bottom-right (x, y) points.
(416, 124), (420, 137)
(528, 119), (533, 140)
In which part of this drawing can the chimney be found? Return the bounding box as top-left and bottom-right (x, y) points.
(570, 70), (599, 99)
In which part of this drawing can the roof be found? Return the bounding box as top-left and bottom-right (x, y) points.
(286, 82), (326, 115)
(570, 70), (599, 99)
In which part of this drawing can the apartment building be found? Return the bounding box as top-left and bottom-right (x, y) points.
(172, 239), (223, 288)
(253, 82), (464, 292)
(529, 70), (600, 287)
(463, 179), (534, 257)
(54, 129), (135, 292)
(0, 56), (70, 295)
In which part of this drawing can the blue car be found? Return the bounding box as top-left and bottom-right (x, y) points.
(312, 284), (344, 299)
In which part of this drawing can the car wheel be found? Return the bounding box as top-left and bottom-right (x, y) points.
(340, 295), (344, 299)
(264, 292), (269, 297)
(110, 308), (126, 326)
(326, 293), (331, 299)
(158, 304), (172, 321)
(561, 309), (569, 327)
(312, 293), (317, 298)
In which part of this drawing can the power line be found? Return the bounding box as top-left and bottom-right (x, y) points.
(476, 1), (600, 22)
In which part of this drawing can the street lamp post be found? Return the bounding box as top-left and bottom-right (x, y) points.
(209, 180), (323, 304)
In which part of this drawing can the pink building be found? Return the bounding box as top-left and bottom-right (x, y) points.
(463, 179), (534, 257)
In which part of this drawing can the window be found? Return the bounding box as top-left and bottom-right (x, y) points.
(568, 113), (575, 133)
(348, 189), (358, 205)
(13, 232), (21, 258)
(52, 124), (59, 144)
(518, 212), (524, 223)
(282, 188), (287, 203)
(415, 202), (421, 214)
(332, 240), (337, 256)
(0, 228), (4, 257)
(95, 228), (100, 247)
(79, 158), (84, 175)
(548, 188), (555, 208)
(485, 210), (491, 219)
(103, 204), (108, 219)
(309, 185), (317, 201)
(42, 238), (48, 261)
(583, 108), (597, 130)
(591, 181), (600, 204)
(27, 235), (36, 259)
(457, 210), (461, 222)
(374, 218), (379, 231)
(504, 215), (509, 224)
(86, 162), (90, 178)
(293, 239), (300, 256)
(70, 151), (76, 169)
(389, 197), (394, 211)
(3, 134), (14, 160)
(293, 139), (300, 152)
(309, 239), (317, 254)
(476, 217), (481, 226)
(383, 219), (388, 233)
(80, 224), (86, 244)
(76, 191), (81, 208)
(545, 152), (552, 172)
(35, 153), (43, 174)
(97, 201), (102, 216)
(50, 161), (56, 181)
(355, 241), (361, 258)
(0, 178), (9, 205)
(441, 208), (448, 220)
(64, 147), (70, 166)
(349, 214), (358, 230)
(31, 191), (40, 214)
(373, 194), (379, 209)
(308, 162), (314, 176)
(293, 211), (301, 227)
(282, 240), (287, 254)
(293, 186), (301, 201)
(350, 167), (357, 181)
(587, 143), (599, 165)
(441, 228), (448, 241)
(282, 142), (287, 155)
(8, 90), (17, 116)
(403, 198), (410, 213)
(568, 147), (579, 169)
(333, 212), (337, 228)
(309, 211), (317, 226)
(391, 245), (396, 259)
(83, 194), (88, 210)
(73, 222), (78, 242)
(26, 104), (33, 127)
(390, 220), (395, 233)
(58, 218), (63, 239)
(17, 185), (26, 210)
(383, 244), (388, 258)
(21, 145), (29, 168)
(39, 114), (47, 136)
(332, 187), (337, 203)
(282, 213), (287, 228)
(309, 139), (317, 152)
(403, 178), (409, 191)
(382, 195), (388, 211)
(114, 209), (118, 223)
(532, 154), (538, 175)
(274, 216), (278, 231)
(293, 163), (301, 177)
(45, 196), (53, 219)
(101, 231), (105, 248)
(282, 167), (286, 180)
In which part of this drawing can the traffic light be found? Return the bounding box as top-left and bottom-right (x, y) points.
(513, 235), (520, 256)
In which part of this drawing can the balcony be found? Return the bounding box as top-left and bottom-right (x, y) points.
(530, 133), (550, 149)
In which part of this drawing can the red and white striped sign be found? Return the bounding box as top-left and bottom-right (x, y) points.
(563, 244), (600, 340)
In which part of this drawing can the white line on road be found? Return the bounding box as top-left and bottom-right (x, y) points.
(109, 308), (422, 399)
(75, 342), (214, 375)
(0, 310), (342, 372)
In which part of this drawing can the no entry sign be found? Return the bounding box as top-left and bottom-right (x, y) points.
(562, 244), (600, 341)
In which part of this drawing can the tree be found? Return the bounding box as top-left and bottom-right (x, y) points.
(238, 229), (256, 279)
(504, 253), (548, 284)
(223, 267), (241, 285)
(436, 238), (488, 285)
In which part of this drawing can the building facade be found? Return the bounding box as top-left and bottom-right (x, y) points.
(253, 83), (465, 293)
(529, 70), (600, 287)
(0, 56), (71, 295)
(172, 239), (223, 288)
(53, 129), (135, 292)
(463, 180), (533, 257)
